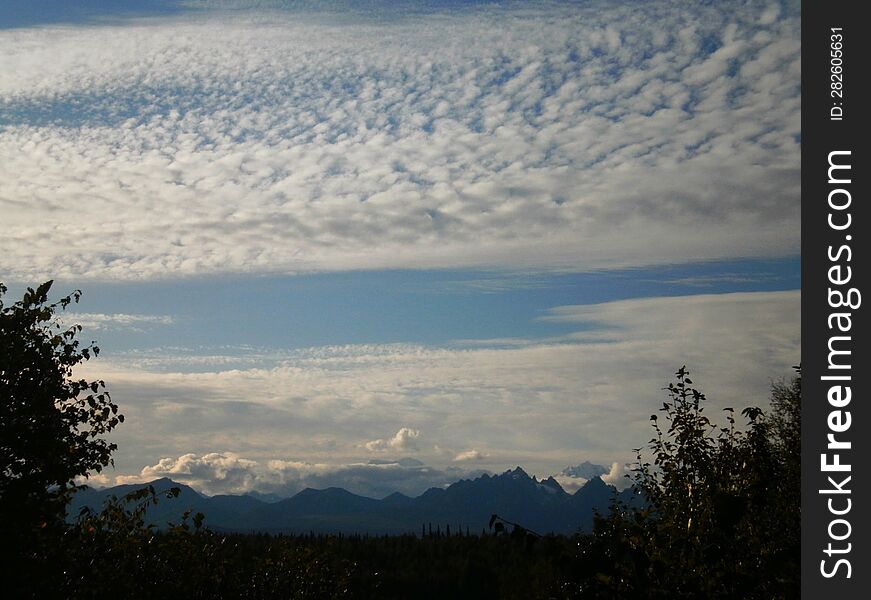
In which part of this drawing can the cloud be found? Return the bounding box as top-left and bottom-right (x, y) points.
(1, 2), (799, 280)
(657, 276), (778, 287)
(601, 462), (632, 490)
(117, 452), (486, 498)
(553, 461), (630, 492)
(121, 452), (261, 492)
(554, 460), (620, 492)
(78, 290), (799, 484)
(76, 472), (112, 488)
(552, 476), (586, 494)
(453, 449), (488, 462)
(61, 312), (174, 332)
(365, 427), (421, 453)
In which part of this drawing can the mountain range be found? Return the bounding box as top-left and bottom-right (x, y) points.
(69, 467), (642, 536)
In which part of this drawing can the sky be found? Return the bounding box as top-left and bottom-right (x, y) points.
(1, 0), (800, 498)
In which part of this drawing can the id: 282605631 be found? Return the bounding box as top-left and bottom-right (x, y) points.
(830, 28), (844, 121)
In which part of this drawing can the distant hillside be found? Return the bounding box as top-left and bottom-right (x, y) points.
(69, 468), (641, 535)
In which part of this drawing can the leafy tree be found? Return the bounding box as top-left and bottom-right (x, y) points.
(580, 366), (800, 598)
(0, 281), (122, 590)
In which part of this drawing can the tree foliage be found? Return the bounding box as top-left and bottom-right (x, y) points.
(576, 366), (801, 598)
(1, 281), (122, 590)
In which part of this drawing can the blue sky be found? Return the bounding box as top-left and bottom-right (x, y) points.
(1, 0), (800, 497)
(20, 257), (798, 360)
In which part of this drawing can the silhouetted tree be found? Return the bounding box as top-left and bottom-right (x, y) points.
(580, 366), (801, 598)
(0, 281), (122, 591)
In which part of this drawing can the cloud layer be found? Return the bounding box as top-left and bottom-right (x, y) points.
(116, 451), (486, 498)
(1, 1), (799, 280)
(79, 290), (799, 485)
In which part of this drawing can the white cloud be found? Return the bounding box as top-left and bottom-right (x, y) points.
(76, 472), (112, 488)
(365, 427), (421, 452)
(552, 476), (587, 494)
(552, 459), (630, 492)
(1, 2), (799, 280)
(453, 449), (488, 462)
(759, 3), (781, 25)
(62, 312), (174, 332)
(114, 452), (262, 493)
(601, 462), (632, 490)
(116, 452), (485, 498)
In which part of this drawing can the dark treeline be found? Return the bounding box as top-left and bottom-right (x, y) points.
(32, 481), (598, 598)
(37, 518), (593, 599)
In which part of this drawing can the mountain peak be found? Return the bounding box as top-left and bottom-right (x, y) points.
(540, 476), (564, 492)
(148, 477), (175, 485)
(576, 475), (609, 493)
(145, 477), (196, 492)
(382, 491), (413, 506)
(562, 461), (609, 479)
(296, 486), (357, 498)
(504, 466), (530, 480)
(144, 478), (204, 499)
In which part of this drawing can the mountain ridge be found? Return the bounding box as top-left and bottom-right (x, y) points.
(69, 467), (639, 535)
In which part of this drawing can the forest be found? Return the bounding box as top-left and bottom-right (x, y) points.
(1, 281), (800, 598)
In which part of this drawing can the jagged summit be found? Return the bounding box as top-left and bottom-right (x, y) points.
(539, 476), (563, 492)
(504, 466), (529, 479)
(574, 475), (608, 492)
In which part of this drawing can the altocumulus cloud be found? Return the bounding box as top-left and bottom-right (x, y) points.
(1, 0), (798, 280)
